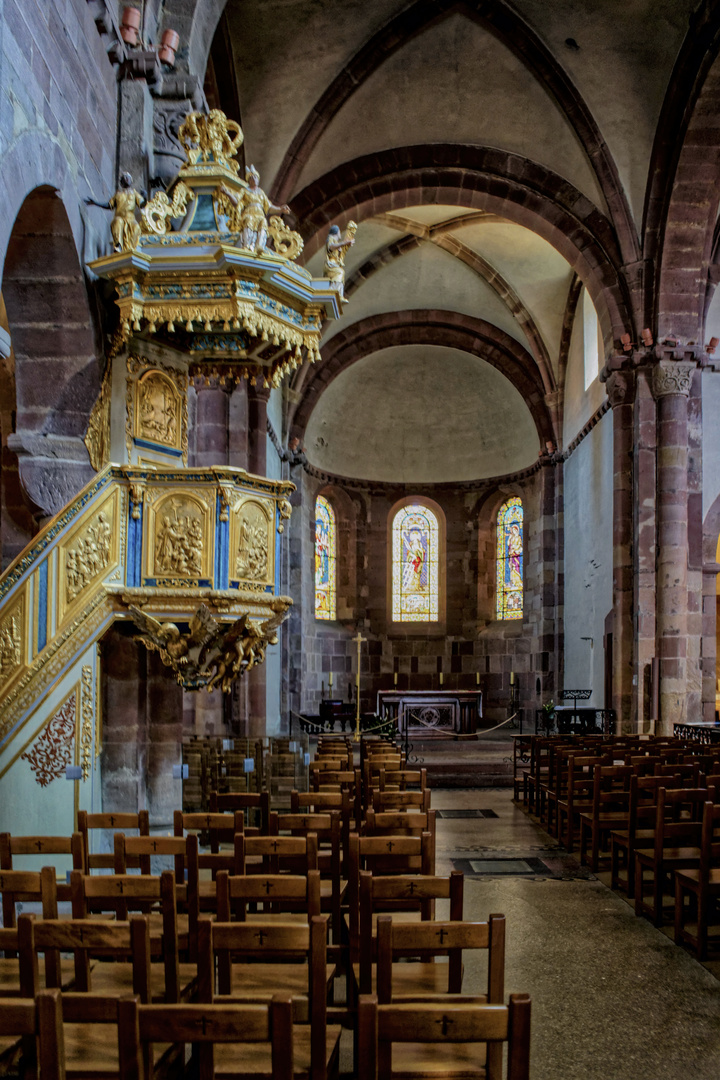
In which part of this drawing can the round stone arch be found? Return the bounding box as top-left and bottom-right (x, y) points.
(1, 171), (99, 520)
(289, 309), (554, 449)
(290, 145), (632, 347)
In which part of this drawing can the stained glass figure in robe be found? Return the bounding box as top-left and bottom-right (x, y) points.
(496, 497), (523, 620)
(392, 504), (439, 622)
(315, 495), (336, 620)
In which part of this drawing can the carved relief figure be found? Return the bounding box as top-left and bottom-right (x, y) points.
(235, 504), (269, 580)
(217, 167), (290, 254)
(138, 372), (179, 446)
(0, 613), (21, 681)
(324, 221), (357, 302)
(155, 500), (204, 577)
(66, 510), (113, 603)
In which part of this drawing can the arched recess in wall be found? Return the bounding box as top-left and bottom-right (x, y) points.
(0, 295), (35, 568)
(2, 188), (100, 519)
(387, 495), (446, 631)
(313, 484), (358, 624)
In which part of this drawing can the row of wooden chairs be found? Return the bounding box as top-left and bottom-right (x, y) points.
(518, 733), (720, 959)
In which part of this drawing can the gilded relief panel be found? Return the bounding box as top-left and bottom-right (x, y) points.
(145, 489), (213, 583)
(0, 593), (26, 696)
(125, 356), (188, 464)
(58, 490), (120, 625)
(135, 371), (182, 450)
(231, 498), (274, 586)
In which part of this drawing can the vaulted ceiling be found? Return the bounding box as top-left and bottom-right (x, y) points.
(207, 0), (700, 482)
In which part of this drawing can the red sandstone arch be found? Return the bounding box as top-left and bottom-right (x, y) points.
(289, 309), (554, 447)
(290, 146), (633, 346)
(267, 0), (637, 267)
(345, 229), (557, 396)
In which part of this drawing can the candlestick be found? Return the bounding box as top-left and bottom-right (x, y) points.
(352, 632), (366, 742)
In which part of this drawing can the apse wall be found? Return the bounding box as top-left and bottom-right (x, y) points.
(287, 463), (559, 730)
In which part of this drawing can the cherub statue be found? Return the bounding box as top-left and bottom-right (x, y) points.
(86, 173), (146, 252)
(324, 221), (357, 302)
(129, 604), (218, 667)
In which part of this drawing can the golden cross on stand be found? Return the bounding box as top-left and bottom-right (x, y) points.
(352, 631), (366, 742)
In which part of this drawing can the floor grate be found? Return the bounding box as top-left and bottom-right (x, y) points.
(435, 809), (499, 819)
(452, 855), (595, 881)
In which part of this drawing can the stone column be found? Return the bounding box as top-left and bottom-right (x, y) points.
(246, 382), (271, 736)
(652, 360), (696, 733)
(606, 370), (635, 731)
(228, 381), (249, 469)
(194, 382), (229, 466)
(247, 382), (271, 476)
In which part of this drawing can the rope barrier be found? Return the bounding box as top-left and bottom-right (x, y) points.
(406, 711), (518, 737)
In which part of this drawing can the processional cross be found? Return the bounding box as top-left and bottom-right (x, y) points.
(352, 631), (366, 742)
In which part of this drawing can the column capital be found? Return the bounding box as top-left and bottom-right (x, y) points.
(247, 381), (272, 403)
(651, 360), (696, 400)
(605, 370), (635, 408)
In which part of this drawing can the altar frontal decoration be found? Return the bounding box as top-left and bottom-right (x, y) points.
(87, 110), (344, 388)
(128, 601), (288, 692)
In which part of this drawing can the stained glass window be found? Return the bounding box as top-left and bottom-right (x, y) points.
(392, 504), (439, 622)
(496, 497), (523, 620)
(315, 495), (336, 620)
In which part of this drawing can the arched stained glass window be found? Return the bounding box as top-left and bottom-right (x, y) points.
(392, 504), (439, 622)
(315, 496), (336, 620)
(496, 497), (523, 620)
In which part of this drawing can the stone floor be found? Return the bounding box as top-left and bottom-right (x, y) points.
(428, 787), (720, 1080)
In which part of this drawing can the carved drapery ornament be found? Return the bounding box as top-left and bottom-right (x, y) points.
(652, 361), (695, 399)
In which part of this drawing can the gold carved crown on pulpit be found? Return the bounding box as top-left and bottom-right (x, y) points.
(87, 109), (342, 387)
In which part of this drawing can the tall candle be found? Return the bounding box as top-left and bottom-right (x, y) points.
(394, 671), (398, 686)
(510, 671), (515, 685)
(328, 672), (333, 688)
(476, 671), (480, 686)
(439, 672), (444, 686)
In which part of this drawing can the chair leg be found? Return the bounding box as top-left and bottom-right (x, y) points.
(674, 876), (685, 946)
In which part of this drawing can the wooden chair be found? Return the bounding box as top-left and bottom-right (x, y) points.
(376, 913), (505, 1004)
(554, 752), (609, 847)
(357, 992), (531, 1080)
(0, 831), (84, 902)
(370, 789), (431, 813)
(674, 800), (720, 958)
(377, 767), (427, 794)
(112, 834), (191, 950)
(235, 833), (319, 876)
(610, 774), (672, 896)
(0, 867), (78, 993)
(77, 811), (149, 874)
(216, 868), (322, 924)
(209, 790), (270, 834)
(577, 763), (633, 870)
(291, 788), (359, 869)
(635, 787), (707, 925)
(197, 915), (341, 1080)
(355, 871), (464, 997)
(69, 870), (196, 1002)
(117, 994), (294, 1080)
(0, 989), (65, 1080)
(271, 812), (344, 942)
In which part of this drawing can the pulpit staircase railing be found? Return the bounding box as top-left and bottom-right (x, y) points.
(0, 464), (293, 839)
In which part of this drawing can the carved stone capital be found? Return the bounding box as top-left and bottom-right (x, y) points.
(651, 360), (696, 400)
(605, 370), (635, 408)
